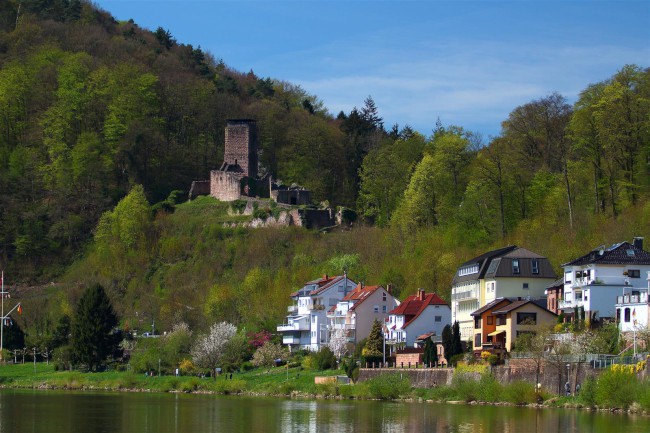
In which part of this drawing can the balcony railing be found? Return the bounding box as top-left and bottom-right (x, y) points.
(277, 321), (309, 332)
(451, 287), (479, 301)
(282, 336), (301, 345)
(287, 305), (298, 314)
(558, 299), (586, 310)
(617, 293), (648, 305)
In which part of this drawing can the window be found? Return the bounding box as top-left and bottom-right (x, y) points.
(475, 333), (481, 347)
(382, 292), (387, 301)
(312, 316), (316, 323)
(496, 315), (506, 326)
(435, 316), (442, 322)
(625, 308), (631, 323)
(382, 305), (387, 313)
(516, 312), (537, 325)
(487, 316), (493, 325)
(565, 272), (572, 284)
(523, 283), (529, 290)
(374, 305), (379, 313)
(532, 259), (539, 274)
(512, 259), (520, 274)
(474, 317), (481, 328)
(628, 269), (641, 278)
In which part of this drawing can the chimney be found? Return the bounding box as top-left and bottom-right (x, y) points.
(418, 289), (425, 301)
(387, 284), (393, 295)
(633, 237), (644, 250)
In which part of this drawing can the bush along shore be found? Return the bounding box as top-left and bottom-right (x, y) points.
(2, 363), (650, 414)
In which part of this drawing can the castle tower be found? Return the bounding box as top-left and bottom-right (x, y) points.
(224, 119), (258, 178)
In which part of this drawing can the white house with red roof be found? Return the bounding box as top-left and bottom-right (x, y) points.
(277, 274), (357, 351)
(327, 283), (400, 350)
(384, 289), (451, 351)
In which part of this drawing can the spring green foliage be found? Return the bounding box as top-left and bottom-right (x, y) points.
(70, 283), (118, 371)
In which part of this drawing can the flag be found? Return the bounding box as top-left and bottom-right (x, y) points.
(17, 304), (22, 315)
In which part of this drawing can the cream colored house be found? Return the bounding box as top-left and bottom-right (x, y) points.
(488, 299), (557, 352)
(451, 246), (556, 341)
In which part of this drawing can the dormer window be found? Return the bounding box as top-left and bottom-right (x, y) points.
(531, 259), (539, 274)
(512, 259), (520, 274)
(627, 249), (635, 257)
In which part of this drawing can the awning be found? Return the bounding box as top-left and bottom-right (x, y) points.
(488, 330), (505, 337)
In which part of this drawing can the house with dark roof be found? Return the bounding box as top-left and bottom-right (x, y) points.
(544, 277), (565, 315)
(277, 274), (356, 351)
(489, 299), (557, 353)
(561, 237), (650, 323)
(327, 283), (399, 352)
(451, 246), (556, 341)
(384, 289), (451, 352)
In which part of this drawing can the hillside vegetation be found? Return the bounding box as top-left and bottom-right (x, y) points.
(0, 2), (649, 344)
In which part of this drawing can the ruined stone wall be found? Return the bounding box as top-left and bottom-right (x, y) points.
(188, 180), (210, 200)
(210, 171), (243, 201)
(395, 352), (423, 366)
(275, 190), (312, 205)
(224, 120), (257, 178)
(298, 208), (335, 229)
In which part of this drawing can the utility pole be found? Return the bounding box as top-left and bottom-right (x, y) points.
(1, 271), (22, 364)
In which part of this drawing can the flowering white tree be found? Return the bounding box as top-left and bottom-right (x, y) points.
(251, 342), (289, 368)
(328, 328), (349, 359)
(191, 321), (237, 369)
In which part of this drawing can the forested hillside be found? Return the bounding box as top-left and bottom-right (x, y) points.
(0, 1), (384, 280)
(1, 2), (650, 348)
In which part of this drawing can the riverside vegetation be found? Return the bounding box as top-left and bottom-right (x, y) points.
(2, 362), (650, 413)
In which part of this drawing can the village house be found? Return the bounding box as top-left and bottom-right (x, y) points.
(451, 246), (557, 341)
(472, 298), (557, 354)
(327, 283), (399, 353)
(384, 289), (450, 353)
(616, 270), (650, 334)
(560, 237), (650, 323)
(544, 277), (565, 315)
(277, 274), (357, 351)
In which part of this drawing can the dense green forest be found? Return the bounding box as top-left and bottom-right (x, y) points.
(1, 2), (649, 348)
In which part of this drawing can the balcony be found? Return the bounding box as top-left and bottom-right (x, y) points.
(277, 320), (309, 332)
(283, 336), (301, 345)
(287, 305), (298, 314)
(451, 286), (479, 301)
(617, 292), (648, 305)
(558, 299), (586, 310)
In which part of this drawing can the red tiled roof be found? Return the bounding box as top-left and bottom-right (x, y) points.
(343, 284), (384, 311)
(389, 291), (448, 328)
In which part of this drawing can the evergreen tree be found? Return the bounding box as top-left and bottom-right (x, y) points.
(422, 338), (438, 366)
(452, 321), (463, 356)
(362, 319), (384, 359)
(71, 283), (118, 371)
(442, 324), (453, 362)
(2, 320), (25, 350)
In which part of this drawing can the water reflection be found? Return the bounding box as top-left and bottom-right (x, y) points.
(0, 390), (648, 433)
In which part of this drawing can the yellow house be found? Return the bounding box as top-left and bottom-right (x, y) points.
(489, 299), (557, 352)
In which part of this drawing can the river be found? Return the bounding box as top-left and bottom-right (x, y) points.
(0, 389), (648, 432)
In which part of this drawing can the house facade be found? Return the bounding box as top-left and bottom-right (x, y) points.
(560, 238), (650, 322)
(470, 297), (513, 355)
(545, 278), (565, 315)
(277, 274), (357, 351)
(474, 299), (557, 353)
(385, 289), (451, 352)
(451, 246), (556, 341)
(327, 284), (400, 351)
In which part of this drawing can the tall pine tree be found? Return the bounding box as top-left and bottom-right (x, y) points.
(71, 283), (118, 371)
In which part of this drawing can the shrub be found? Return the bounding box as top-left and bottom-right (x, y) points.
(476, 373), (502, 402)
(366, 373), (411, 400)
(503, 380), (537, 405)
(595, 365), (638, 409)
(313, 347), (336, 370)
(578, 377), (598, 407)
(452, 373), (479, 402)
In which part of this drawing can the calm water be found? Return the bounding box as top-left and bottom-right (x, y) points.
(0, 389), (648, 433)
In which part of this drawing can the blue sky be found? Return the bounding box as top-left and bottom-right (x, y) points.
(94, 1), (649, 139)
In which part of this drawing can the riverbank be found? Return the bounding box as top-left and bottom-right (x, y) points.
(1, 363), (648, 414)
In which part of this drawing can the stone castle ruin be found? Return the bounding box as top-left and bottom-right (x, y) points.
(189, 119), (340, 229)
(189, 119), (312, 205)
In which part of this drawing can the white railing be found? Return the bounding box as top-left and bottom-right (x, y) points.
(617, 292), (649, 305)
(287, 305), (298, 313)
(277, 321), (309, 332)
(451, 287), (479, 301)
(282, 336), (301, 345)
(558, 299), (585, 310)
